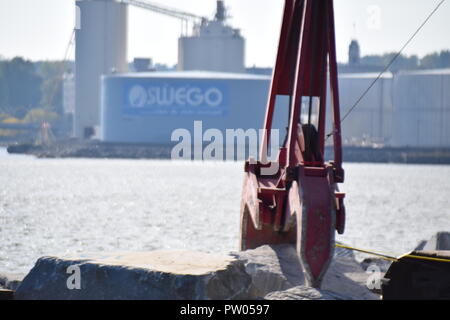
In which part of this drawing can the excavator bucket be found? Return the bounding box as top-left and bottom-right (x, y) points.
(240, 0), (345, 288)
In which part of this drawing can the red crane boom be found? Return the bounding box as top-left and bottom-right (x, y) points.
(240, 0), (346, 288)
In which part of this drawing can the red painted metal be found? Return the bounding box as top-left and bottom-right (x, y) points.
(240, 0), (345, 288)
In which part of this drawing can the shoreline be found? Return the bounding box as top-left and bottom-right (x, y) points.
(5, 140), (450, 164)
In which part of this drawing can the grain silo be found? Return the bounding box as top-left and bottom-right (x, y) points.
(75, 0), (128, 139)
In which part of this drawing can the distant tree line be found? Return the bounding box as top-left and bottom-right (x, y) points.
(358, 50), (450, 72)
(0, 57), (72, 122)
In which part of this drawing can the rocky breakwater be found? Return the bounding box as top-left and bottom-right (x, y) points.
(7, 140), (173, 159)
(5, 232), (450, 300)
(13, 244), (378, 300)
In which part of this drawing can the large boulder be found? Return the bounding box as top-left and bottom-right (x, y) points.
(232, 244), (379, 300)
(230, 245), (304, 298)
(422, 232), (450, 251)
(14, 250), (252, 300)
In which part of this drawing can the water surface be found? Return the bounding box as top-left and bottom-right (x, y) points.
(1, 147), (449, 274)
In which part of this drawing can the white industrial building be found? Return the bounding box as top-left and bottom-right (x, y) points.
(337, 69), (450, 148)
(391, 69), (450, 148)
(178, 1), (245, 73)
(337, 73), (394, 146)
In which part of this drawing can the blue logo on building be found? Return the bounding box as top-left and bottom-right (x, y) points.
(123, 81), (229, 116)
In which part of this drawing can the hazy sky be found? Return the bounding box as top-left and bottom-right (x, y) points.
(0, 0), (449, 67)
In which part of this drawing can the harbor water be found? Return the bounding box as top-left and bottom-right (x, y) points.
(1, 147), (449, 275)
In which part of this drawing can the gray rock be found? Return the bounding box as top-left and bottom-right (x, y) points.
(334, 242), (356, 259)
(0, 273), (24, 291)
(265, 285), (351, 300)
(322, 255), (381, 300)
(14, 251), (252, 300)
(232, 244), (379, 300)
(360, 258), (391, 273)
(415, 240), (427, 251)
(230, 245), (304, 299)
(423, 232), (450, 251)
(0, 289), (14, 300)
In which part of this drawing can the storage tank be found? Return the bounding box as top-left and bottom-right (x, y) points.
(101, 70), (399, 148)
(75, 0), (128, 139)
(101, 71), (288, 152)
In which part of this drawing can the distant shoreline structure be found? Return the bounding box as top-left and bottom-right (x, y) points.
(5, 140), (450, 165)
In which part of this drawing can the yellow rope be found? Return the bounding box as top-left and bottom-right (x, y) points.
(398, 252), (450, 263)
(335, 243), (450, 263)
(335, 243), (398, 261)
